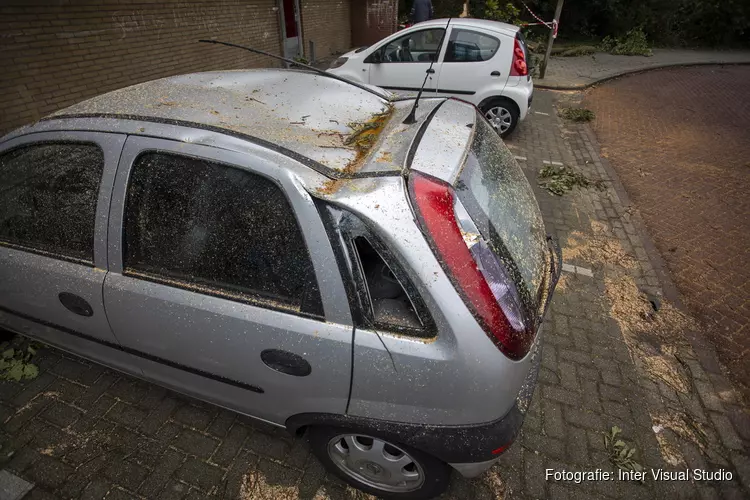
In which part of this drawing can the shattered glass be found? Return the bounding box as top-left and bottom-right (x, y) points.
(124, 152), (319, 310)
(455, 114), (547, 299)
(0, 142), (103, 262)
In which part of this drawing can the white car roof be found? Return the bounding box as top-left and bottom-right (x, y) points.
(415, 18), (520, 37)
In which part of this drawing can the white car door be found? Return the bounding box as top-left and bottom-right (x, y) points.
(435, 26), (511, 101)
(367, 27), (446, 95)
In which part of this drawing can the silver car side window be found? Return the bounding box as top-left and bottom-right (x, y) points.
(0, 142), (103, 264)
(122, 151), (324, 317)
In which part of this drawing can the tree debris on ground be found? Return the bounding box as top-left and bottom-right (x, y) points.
(604, 426), (644, 478)
(563, 219), (722, 467)
(538, 164), (600, 195)
(559, 107), (596, 122)
(0, 337), (42, 382)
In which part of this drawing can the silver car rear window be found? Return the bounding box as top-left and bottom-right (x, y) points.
(455, 113), (547, 299)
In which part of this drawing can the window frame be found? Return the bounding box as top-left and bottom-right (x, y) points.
(315, 200), (436, 338)
(367, 28), (447, 64)
(121, 149), (324, 318)
(108, 136), (351, 325)
(0, 131), (125, 269)
(443, 28), (501, 63)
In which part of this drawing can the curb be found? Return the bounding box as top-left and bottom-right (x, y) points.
(536, 60), (750, 90)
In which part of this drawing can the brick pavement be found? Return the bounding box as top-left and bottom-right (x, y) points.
(536, 49), (750, 89)
(1, 90), (749, 499)
(583, 66), (750, 404)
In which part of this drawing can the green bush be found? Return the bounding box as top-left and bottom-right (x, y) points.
(600, 28), (653, 56)
(552, 45), (598, 57)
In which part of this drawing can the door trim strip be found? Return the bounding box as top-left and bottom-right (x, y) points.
(0, 304), (265, 394)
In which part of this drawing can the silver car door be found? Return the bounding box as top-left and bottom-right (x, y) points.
(0, 131), (145, 374)
(103, 136), (353, 426)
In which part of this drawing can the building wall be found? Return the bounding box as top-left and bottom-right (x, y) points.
(1, 0), (348, 135)
(301, 0), (351, 61)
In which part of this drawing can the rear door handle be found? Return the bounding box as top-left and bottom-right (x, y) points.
(426, 68), (435, 74)
(58, 292), (94, 317)
(491, 71), (501, 77)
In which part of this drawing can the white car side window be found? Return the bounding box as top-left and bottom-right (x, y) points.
(445, 29), (500, 63)
(381, 28), (445, 63)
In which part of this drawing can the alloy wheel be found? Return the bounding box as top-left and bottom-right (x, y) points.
(484, 106), (513, 134)
(327, 434), (425, 492)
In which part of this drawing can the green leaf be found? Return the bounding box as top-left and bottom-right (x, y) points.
(2, 348), (14, 359)
(27, 346), (37, 356)
(7, 362), (24, 382)
(22, 363), (39, 380)
(614, 440), (626, 448)
(619, 447), (629, 459)
(0, 359), (8, 370)
(626, 448), (636, 459)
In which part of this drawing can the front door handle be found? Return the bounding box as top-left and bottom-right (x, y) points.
(491, 71), (501, 77)
(58, 292), (94, 317)
(426, 68), (435, 74)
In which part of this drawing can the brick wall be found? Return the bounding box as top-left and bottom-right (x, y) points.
(301, 0), (351, 62)
(0, 0), (352, 135)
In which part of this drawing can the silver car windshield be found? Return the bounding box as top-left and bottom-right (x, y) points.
(455, 113), (547, 299)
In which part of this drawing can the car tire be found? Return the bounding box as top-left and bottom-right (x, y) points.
(480, 98), (520, 138)
(308, 425), (451, 499)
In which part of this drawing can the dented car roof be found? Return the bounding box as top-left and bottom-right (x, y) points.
(49, 69), (425, 175)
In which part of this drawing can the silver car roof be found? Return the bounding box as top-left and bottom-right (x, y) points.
(47, 69), (400, 176)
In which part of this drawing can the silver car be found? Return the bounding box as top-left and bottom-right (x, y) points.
(0, 69), (559, 499)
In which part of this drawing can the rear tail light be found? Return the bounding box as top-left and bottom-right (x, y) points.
(510, 38), (528, 77)
(408, 171), (533, 360)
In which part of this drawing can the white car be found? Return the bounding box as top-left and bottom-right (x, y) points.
(328, 18), (533, 137)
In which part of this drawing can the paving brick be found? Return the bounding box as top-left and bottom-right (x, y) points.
(558, 362), (579, 391)
(75, 374), (117, 410)
(158, 479), (190, 500)
(103, 458), (149, 492)
(245, 430), (292, 461)
(174, 428), (219, 458)
(577, 366), (599, 382)
(523, 449), (546, 498)
(139, 397), (179, 436)
(50, 357), (90, 381)
(40, 401), (83, 428)
(693, 380), (724, 413)
(105, 401), (148, 428)
(206, 410), (235, 438)
(80, 478), (112, 500)
(221, 449), (260, 499)
(708, 412), (744, 451)
(563, 406), (604, 431)
(172, 404), (213, 431)
(138, 447), (186, 498)
(174, 457), (223, 492)
(599, 383), (630, 403)
(24, 454), (74, 489)
(210, 422), (248, 467)
(558, 348), (592, 366)
(45, 379), (85, 404)
(542, 384), (582, 407)
(542, 400), (566, 439)
(107, 378), (149, 405)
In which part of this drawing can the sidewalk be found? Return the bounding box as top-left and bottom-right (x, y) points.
(537, 48), (750, 89)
